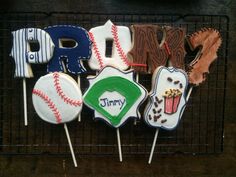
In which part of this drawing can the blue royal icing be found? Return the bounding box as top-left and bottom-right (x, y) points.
(45, 25), (92, 74)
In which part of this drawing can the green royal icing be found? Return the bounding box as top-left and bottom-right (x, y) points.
(84, 76), (142, 126)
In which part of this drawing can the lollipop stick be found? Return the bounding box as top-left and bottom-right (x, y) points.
(134, 73), (140, 125)
(77, 76), (81, 122)
(23, 78), (28, 126)
(148, 128), (159, 164)
(136, 73), (139, 83)
(186, 86), (193, 101)
(64, 124), (77, 167)
(116, 128), (123, 162)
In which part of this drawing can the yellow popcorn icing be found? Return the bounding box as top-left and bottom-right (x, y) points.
(163, 89), (182, 98)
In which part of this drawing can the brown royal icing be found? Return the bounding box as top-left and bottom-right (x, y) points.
(186, 28), (222, 85)
(128, 25), (186, 73)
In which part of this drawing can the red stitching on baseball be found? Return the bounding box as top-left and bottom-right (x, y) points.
(111, 24), (130, 66)
(89, 32), (104, 69)
(53, 72), (82, 107)
(111, 25), (147, 67)
(32, 89), (62, 123)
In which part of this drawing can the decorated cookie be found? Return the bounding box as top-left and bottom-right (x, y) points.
(144, 66), (188, 130)
(164, 26), (186, 70)
(88, 20), (141, 71)
(186, 28), (222, 85)
(83, 66), (147, 128)
(128, 25), (186, 73)
(10, 28), (54, 78)
(32, 72), (83, 124)
(45, 25), (92, 74)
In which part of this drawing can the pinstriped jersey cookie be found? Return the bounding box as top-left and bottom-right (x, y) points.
(32, 72), (83, 124)
(10, 28), (55, 78)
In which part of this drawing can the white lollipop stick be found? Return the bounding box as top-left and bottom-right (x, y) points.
(186, 86), (193, 101)
(136, 73), (139, 82)
(64, 124), (77, 167)
(134, 73), (139, 125)
(77, 76), (81, 122)
(148, 86), (193, 164)
(116, 128), (123, 162)
(23, 78), (28, 126)
(148, 128), (159, 164)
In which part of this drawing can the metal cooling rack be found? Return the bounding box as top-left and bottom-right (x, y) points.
(0, 13), (229, 155)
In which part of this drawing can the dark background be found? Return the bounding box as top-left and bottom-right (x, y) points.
(0, 0), (235, 177)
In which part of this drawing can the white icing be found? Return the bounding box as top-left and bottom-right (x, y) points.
(10, 28), (54, 78)
(32, 73), (82, 124)
(99, 91), (126, 116)
(88, 20), (132, 71)
(144, 66), (188, 130)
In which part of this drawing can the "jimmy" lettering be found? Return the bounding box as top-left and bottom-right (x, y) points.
(100, 98), (125, 110)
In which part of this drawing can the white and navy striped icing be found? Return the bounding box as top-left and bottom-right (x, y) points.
(10, 28), (54, 78)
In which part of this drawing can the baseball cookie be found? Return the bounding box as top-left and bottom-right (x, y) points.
(88, 20), (133, 71)
(32, 72), (83, 124)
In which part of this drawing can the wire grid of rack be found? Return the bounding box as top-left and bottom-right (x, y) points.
(0, 13), (229, 155)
